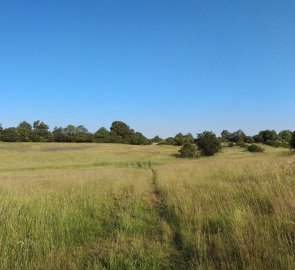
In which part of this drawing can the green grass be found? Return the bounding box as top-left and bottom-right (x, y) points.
(0, 142), (294, 269)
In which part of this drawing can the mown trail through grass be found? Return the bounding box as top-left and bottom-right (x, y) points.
(149, 168), (195, 269)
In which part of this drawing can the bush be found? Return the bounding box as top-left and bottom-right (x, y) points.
(174, 133), (194, 146)
(228, 130), (246, 143)
(179, 143), (198, 158)
(196, 131), (221, 156)
(236, 141), (248, 148)
(228, 142), (235, 147)
(162, 137), (176, 145)
(290, 132), (295, 150)
(244, 136), (255, 144)
(247, 144), (264, 153)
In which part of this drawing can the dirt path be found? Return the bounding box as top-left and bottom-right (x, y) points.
(149, 168), (194, 269)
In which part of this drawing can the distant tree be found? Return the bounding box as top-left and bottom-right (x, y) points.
(52, 127), (68, 142)
(254, 130), (287, 147)
(1, 128), (19, 142)
(62, 125), (92, 142)
(32, 121), (51, 142)
(174, 133), (194, 146)
(290, 132), (295, 150)
(0, 120), (151, 145)
(76, 125), (88, 134)
(94, 127), (111, 143)
(163, 137), (176, 145)
(101, 121), (148, 145)
(258, 130), (277, 144)
(151, 135), (163, 144)
(221, 130), (231, 141)
(179, 142), (198, 158)
(195, 131), (221, 156)
(0, 124), (3, 141)
(129, 132), (149, 145)
(228, 130), (246, 143)
(75, 125), (92, 142)
(174, 133), (184, 146)
(184, 133), (194, 144)
(109, 132), (125, 144)
(253, 134), (263, 143)
(63, 125), (77, 142)
(244, 136), (255, 144)
(17, 121), (32, 142)
(279, 130), (292, 144)
(110, 121), (132, 143)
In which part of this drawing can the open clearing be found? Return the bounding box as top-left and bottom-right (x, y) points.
(0, 143), (294, 269)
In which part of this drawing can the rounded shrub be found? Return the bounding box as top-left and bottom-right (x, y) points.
(247, 144), (264, 153)
(179, 143), (198, 158)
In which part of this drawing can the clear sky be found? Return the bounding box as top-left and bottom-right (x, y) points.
(1, 0), (294, 137)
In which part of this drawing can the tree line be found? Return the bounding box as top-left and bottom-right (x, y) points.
(0, 121), (149, 145)
(158, 129), (295, 158)
(0, 121), (295, 153)
(158, 129), (295, 148)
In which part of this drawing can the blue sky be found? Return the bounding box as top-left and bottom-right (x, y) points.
(1, 0), (294, 137)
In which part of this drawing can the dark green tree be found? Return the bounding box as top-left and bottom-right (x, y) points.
(110, 121), (132, 142)
(279, 130), (292, 144)
(163, 137), (176, 145)
(94, 127), (111, 143)
(1, 128), (19, 142)
(151, 135), (163, 144)
(75, 125), (93, 142)
(52, 127), (68, 142)
(63, 125), (77, 142)
(253, 134), (263, 143)
(258, 130), (277, 144)
(17, 121), (32, 142)
(253, 130), (286, 147)
(195, 131), (221, 156)
(244, 136), (255, 143)
(0, 124), (3, 141)
(32, 121), (51, 142)
(129, 132), (149, 145)
(228, 130), (246, 143)
(221, 130), (231, 141)
(290, 132), (295, 150)
(174, 133), (184, 146)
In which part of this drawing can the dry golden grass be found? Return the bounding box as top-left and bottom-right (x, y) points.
(156, 150), (295, 269)
(0, 142), (294, 269)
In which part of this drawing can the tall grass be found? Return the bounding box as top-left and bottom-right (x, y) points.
(0, 142), (294, 269)
(156, 155), (295, 269)
(0, 168), (171, 269)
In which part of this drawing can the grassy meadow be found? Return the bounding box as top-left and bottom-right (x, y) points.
(0, 142), (294, 269)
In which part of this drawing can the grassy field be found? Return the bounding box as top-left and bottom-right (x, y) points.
(0, 143), (294, 269)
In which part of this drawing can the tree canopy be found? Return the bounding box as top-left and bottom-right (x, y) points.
(195, 131), (221, 156)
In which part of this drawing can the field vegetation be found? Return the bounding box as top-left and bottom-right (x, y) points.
(0, 142), (294, 269)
